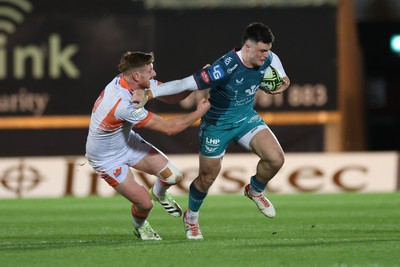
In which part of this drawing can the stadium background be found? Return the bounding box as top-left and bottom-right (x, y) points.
(0, 0), (399, 198)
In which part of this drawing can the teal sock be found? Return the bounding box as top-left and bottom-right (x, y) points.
(250, 175), (266, 193)
(188, 182), (207, 212)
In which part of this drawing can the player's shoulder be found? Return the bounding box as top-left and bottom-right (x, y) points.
(212, 49), (241, 75)
(217, 49), (240, 66)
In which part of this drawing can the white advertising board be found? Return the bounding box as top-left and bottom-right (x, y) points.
(0, 152), (398, 198)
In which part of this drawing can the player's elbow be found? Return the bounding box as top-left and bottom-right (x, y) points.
(163, 129), (175, 136)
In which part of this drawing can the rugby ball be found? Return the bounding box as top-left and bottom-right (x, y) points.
(260, 66), (283, 92)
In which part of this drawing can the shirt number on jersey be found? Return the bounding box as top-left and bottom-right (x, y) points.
(92, 89), (105, 113)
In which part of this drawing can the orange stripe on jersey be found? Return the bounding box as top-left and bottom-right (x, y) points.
(135, 111), (154, 128)
(99, 98), (123, 131)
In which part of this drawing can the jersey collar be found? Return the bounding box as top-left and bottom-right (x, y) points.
(119, 75), (134, 93)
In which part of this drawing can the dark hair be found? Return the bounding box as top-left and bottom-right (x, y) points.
(242, 22), (275, 45)
(118, 51), (154, 73)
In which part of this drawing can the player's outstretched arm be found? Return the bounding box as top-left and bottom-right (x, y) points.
(156, 91), (193, 104)
(140, 98), (210, 136)
(131, 76), (198, 108)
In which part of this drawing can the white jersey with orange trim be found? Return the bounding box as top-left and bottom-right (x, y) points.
(85, 74), (155, 162)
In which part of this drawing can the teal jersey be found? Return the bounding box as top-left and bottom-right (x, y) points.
(193, 49), (273, 125)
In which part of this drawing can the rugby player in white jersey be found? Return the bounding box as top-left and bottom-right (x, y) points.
(85, 51), (210, 241)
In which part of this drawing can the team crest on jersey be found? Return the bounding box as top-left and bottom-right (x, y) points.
(200, 70), (210, 84)
(113, 167), (122, 177)
(245, 85), (258, 96)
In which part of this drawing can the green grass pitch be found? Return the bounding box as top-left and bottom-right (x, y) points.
(1, 192), (399, 267)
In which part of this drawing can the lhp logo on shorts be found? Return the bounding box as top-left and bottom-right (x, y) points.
(205, 137), (220, 153)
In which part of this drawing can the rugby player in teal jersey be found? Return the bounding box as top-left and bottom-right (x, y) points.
(132, 22), (290, 240)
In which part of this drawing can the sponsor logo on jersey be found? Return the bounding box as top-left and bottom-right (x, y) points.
(227, 64), (238, 74)
(204, 137), (220, 154)
(200, 70), (210, 84)
(245, 85), (258, 96)
(235, 78), (244, 85)
(206, 137), (220, 145)
(211, 65), (225, 80)
(224, 57), (233, 66)
(205, 145), (218, 153)
(249, 115), (261, 124)
(234, 97), (252, 107)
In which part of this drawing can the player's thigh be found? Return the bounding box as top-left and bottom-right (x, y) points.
(126, 132), (169, 175)
(249, 128), (284, 162)
(195, 154), (222, 192)
(133, 147), (169, 175)
(199, 154), (222, 179)
(114, 169), (152, 207)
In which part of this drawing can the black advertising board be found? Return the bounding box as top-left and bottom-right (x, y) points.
(150, 7), (337, 113)
(1, 0), (151, 116)
(0, 0), (336, 156)
(1, 0), (337, 117)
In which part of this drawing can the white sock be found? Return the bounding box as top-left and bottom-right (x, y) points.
(133, 218), (146, 229)
(186, 210), (199, 224)
(153, 178), (169, 198)
(249, 184), (262, 196)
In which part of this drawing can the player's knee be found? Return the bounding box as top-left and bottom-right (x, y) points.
(156, 161), (183, 185)
(262, 149), (285, 170)
(131, 201), (153, 218)
(274, 150), (285, 168)
(142, 200), (154, 212)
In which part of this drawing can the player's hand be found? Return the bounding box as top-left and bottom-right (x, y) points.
(130, 89), (150, 109)
(266, 77), (290, 95)
(196, 98), (211, 116)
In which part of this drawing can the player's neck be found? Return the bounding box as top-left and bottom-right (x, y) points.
(237, 49), (253, 68)
(122, 75), (140, 91)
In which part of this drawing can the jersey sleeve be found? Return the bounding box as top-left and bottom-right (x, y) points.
(270, 51), (287, 77)
(149, 79), (162, 87)
(193, 58), (231, 90)
(114, 99), (153, 128)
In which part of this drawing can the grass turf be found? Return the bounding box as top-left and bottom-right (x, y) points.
(0, 192), (399, 267)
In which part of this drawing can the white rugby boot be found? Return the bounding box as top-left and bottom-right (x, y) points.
(244, 184), (276, 218)
(183, 210), (203, 240)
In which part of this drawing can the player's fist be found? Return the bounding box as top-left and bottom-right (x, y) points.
(130, 89), (152, 108)
(196, 98), (211, 116)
